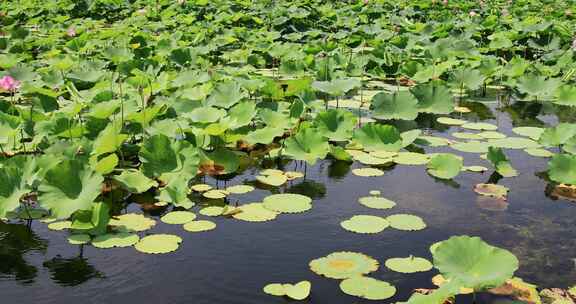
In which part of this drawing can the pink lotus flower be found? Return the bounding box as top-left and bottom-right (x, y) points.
(442, 0), (448, 6)
(177, 0), (186, 4)
(469, 11), (477, 17)
(0, 75), (20, 92)
(363, 0), (369, 4)
(66, 27), (76, 37)
(501, 8), (509, 16)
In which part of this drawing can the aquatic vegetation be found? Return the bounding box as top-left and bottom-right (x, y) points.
(358, 196), (396, 210)
(340, 215), (389, 234)
(487, 147), (518, 177)
(109, 214), (156, 232)
(339, 276), (396, 300)
(309, 252), (379, 279)
(474, 184), (509, 199)
(134, 234), (182, 254)
(548, 154), (576, 185)
(183, 220), (216, 232)
(427, 153), (463, 180)
(232, 203), (278, 222)
(385, 256), (433, 273)
(262, 193), (312, 214)
(92, 233), (139, 249)
(263, 281), (311, 300)
(160, 211), (196, 225)
(386, 214), (427, 231)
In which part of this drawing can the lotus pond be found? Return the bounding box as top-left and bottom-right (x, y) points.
(1, 0), (576, 303)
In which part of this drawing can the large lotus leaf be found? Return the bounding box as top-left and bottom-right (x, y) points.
(487, 137), (539, 149)
(184, 106), (226, 123)
(92, 123), (128, 157)
(259, 108), (293, 130)
(0, 157), (37, 217)
(71, 201), (110, 235)
(262, 193), (312, 214)
(412, 83), (454, 114)
(353, 123), (403, 152)
(487, 147), (518, 177)
(156, 174), (195, 209)
(232, 203), (278, 222)
(554, 85), (576, 107)
(113, 169), (158, 193)
(372, 91), (419, 120)
(200, 148), (240, 175)
(427, 153), (463, 179)
(245, 126), (284, 145)
(314, 109), (357, 141)
(433, 235), (519, 291)
(38, 160), (103, 219)
(516, 75), (561, 100)
(225, 100), (256, 129)
(548, 154), (576, 185)
(134, 234), (182, 254)
(139, 134), (179, 178)
(539, 123), (576, 147)
(207, 81), (246, 108)
(284, 128), (330, 165)
(312, 78), (361, 96)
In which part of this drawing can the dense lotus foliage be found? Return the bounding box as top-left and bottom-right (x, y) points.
(1, 0), (576, 302)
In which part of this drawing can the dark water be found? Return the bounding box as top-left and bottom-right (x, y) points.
(2, 99), (576, 304)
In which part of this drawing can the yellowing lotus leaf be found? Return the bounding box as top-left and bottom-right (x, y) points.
(110, 213), (156, 232)
(232, 203), (278, 222)
(309, 251), (379, 279)
(386, 214), (427, 231)
(134, 234), (182, 254)
(340, 276), (396, 300)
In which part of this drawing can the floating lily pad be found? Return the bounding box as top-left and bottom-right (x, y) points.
(512, 127), (544, 140)
(340, 277), (396, 300)
(369, 190), (381, 196)
(416, 136), (451, 147)
(385, 256), (433, 273)
(262, 193), (312, 214)
(352, 168), (384, 177)
(358, 196), (396, 209)
(263, 281), (311, 300)
(450, 141), (489, 153)
(232, 203), (278, 222)
(463, 165), (488, 172)
(487, 137), (540, 149)
(161, 211), (196, 224)
(134, 234), (182, 254)
(461, 122), (498, 131)
(263, 283), (286, 296)
(394, 152), (430, 165)
(452, 132), (483, 140)
(48, 221), (72, 231)
(340, 215), (390, 234)
(92, 232), (140, 248)
(225, 185), (255, 194)
(437, 117), (467, 125)
(110, 213), (156, 232)
(285, 171), (304, 180)
(199, 206), (225, 216)
(454, 106), (471, 113)
(203, 189), (228, 199)
(478, 131), (507, 139)
(256, 174), (288, 186)
(474, 183), (508, 199)
(427, 153), (463, 179)
(309, 251), (379, 279)
(67, 234), (91, 245)
(525, 148), (553, 158)
(183, 220), (216, 232)
(386, 214), (426, 231)
(354, 153), (394, 165)
(190, 184), (212, 192)
(369, 150), (399, 159)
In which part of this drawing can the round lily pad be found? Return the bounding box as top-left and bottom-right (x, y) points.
(394, 152), (430, 165)
(225, 185), (254, 194)
(452, 132), (483, 140)
(437, 117), (467, 125)
(48, 221), (72, 231)
(260, 169), (284, 176)
(263, 283), (286, 296)
(487, 137), (540, 149)
(355, 153), (394, 165)
(385, 256), (433, 273)
(341, 215), (390, 234)
(262, 193), (312, 214)
(232, 203), (278, 222)
(474, 183), (508, 199)
(161, 211), (196, 224)
(203, 189), (229, 199)
(109, 213), (156, 232)
(525, 148), (553, 158)
(478, 131), (507, 139)
(183, 220), (216, 232)
(67, 234), (91, 245)
(340, 277), (396, 300)
(386, 214), (426, 231)
(199, 206), (225, 217)
(512, 126), (544, 140)
(256, 174), (287, 186)
(358, 196), (396, 209)
(352, 168), (384, 177)
(461, 122), (498, 131)
(417, 136), (451, 147)
(286, 281), (311, 300)
(463, 165), (488, 172)
(450, 141), (489, 153)
(134, 234), (182, 254)
(190, 184), (212, 192)
(454, 106), (471, 113)
(369, 151), (399, 159)
(92, 232), (140, 249)
(309, 251), (379, 279)
(427, 153), (463, 179)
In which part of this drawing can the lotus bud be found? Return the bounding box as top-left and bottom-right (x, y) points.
(442, 0), (448, 6)
(0, 75), (20, 92)
(66, 27), (76, 37)
(469, 11), (477, 17)
(363, 0), (369, 4)
(178, 0), (186, 5)
(137, 8), (147, 15)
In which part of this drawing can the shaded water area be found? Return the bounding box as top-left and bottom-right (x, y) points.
(2, 97), (576, 303)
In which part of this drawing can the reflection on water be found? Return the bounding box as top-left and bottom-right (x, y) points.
(0, 222), (47, 284)
(43, 249), (103, 287)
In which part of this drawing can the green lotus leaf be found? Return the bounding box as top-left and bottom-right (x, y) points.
(330, 145), (353, 161)
(190, 184), (212, 192)
(538, 123), (576, 147)
(183, 220), (216, 232)
(369, 151), (399, 159)
(369, 190), (381, 196)
(398, 280), (460, 304)
(525, 148), (553, 158)
(245, 126), (284, 145)
(433, 235), (519, 290)
(232, 203), (278, 222)
(474, 183), (508, 199)
(285, 281), (311, 300)
(450, 141), (490, 153)
(372, 91), (419, 120)
(139, 134), (179, 178)
(309, 251), (379, 279)
(262, 193), (312, 214)
(554, 85), (576, 106)
(340, 277), (396, 300)
(516, 75), (561, 100)
(512, 127), (544, 140)
(161, 211), (196, 225)
(199, 206), (225, 217)
(354, 152), (394, 165)
(314, 109), (357, 141)
(401, 129), (422, 147)
(226, 101), (256, 129)
(67, 234), (91, 245)
(256, 173), (288, 186)
(201, 148), (240, 175)
(386, 214), (426, 231)
(358, 196), (396, 209)
(450, 68), (485, 91)
(113, 169), (158, 193)
(340, 215), (390, 234)
(92, 232), (139, 249)
(47, 221), (72, 231)
(109, 213), (156, 232)
(394, 152), (430, 165)
(427, 153), (463, 179)
(415, 136), (451, 147)
(437, 117), (467, 126)
(487, 137), (540, 149)
(91, 123), (128, 157)
(385, 256), (433, 273)
(352, 168), (384, 177)
(548, 154), (576, 185)
(463, 165), (488, 172)
(185, 106), (226, 123)
(0, 160), (33, 218)
(225, 185), (254, 194)
(263, 283), (286, 296)
(284, 128), (330, 165)
(353, 123), (403, 152)
(452, 132), (483, 140)
(487, 147), (518, 177)
(203, 189), (228, 199)
(312, 78), (361, 96)
(461, 122), (498, 131)
(412, 83), (454, 114)
(135, 234), (183, 254)
(38, 159), (103, 219)
(478, 131), (507, 139)
(207, 81), (246, 108)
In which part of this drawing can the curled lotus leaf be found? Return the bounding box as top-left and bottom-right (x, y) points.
(183, 220), (216, 232)
(160, 211), (196, 224)
(340, 277), (396, 300)
(474, 183), (508, 199)
(109, 213), (156, 232)
(358, 196), (396, 209)
(309, 251), (379, 279)
(225, 185), (254, 194)
(262, 193), (312, 214)
(199, 206), (225, 217)
(340, 215), (390, 234)
(386, 214), (427, 231)
(385, 256), (433, 273)
(232, 203), (278, 222)
(134, 234), (182, 254)
(352, 168), (384, 177)
(92, 232), (140, 249)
